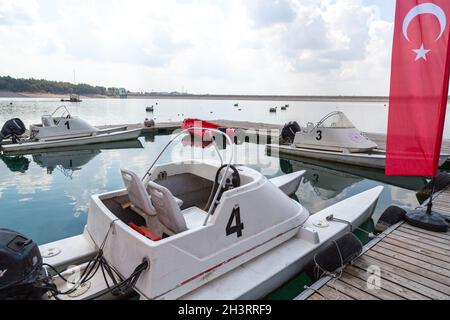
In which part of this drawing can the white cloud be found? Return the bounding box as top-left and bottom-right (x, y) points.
(0, 0), (394, 95)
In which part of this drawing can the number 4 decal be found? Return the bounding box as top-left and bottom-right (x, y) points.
(226, 206), (244, 238)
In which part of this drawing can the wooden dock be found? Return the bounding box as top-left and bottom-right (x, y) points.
(428, 186), (450, 218)
(295, 220), (450, 300)
(117, 120), (450, 155)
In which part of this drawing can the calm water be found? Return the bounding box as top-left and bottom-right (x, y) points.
(0, 98), (430, 298)
(0, 97), (393, 135)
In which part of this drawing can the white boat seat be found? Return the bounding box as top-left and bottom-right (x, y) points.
(147, 181), (188, 234)
(42, 115), (55, 127)
(146, 185), (183, 208)
(121, 169), (157, 218)
(182, 207), (207, 230)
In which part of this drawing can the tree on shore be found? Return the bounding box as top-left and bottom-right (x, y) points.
(0, 75), (120, 96)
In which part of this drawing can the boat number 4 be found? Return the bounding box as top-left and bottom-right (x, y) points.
(226, 206), (244, 238)
(64, 121), (70, 130)
(316, 130), (322, 141)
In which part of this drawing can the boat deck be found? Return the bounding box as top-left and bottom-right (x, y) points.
(295, 221), (450, 300)
(429, 186), (450, 218)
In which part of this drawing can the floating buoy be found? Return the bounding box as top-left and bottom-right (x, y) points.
(417, 172), (450, 204)
(375, 206), (406, 233)
(304, 232), (363, 281)
(144, 118), (155, 128)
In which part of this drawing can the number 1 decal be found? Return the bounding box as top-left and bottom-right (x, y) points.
(226, 206), (244, 238)
(64, 121), (70, 130)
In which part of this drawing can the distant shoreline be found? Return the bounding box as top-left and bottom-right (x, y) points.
(1, 90), (390, 102)
(128, 94), (390, 102)
(0, 91), (109, 99)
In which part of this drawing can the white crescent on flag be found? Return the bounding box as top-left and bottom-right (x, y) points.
(402, 3), (447, 42)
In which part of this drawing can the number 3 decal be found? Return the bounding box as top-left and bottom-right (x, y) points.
(316, 130), (322, 141)
(226, 206), (244, 238)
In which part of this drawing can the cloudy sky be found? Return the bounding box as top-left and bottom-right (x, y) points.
(0, 0), (395, 95)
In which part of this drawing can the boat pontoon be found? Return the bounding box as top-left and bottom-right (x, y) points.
(0, 128), (383, 300)
(293, 111), (377, 153)
(269, 112), (449, 169)
(0, 106), (142, 153)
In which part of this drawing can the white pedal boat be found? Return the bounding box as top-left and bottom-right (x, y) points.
(38, 128), (383, 300)
(267, 144), (449, 170)
(270, 111), (449, 169)
(0, 106), (142, 153)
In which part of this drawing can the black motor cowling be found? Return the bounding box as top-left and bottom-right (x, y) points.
(0, 118), (26, 143)
(0, 229), (52, 300)
(280, 121), (301, 144)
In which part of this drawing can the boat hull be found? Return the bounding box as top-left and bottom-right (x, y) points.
(39, 186), (382, 300)
(267, 144), (449, 169)
(1, 128), (142, 153)
(183, 186), (382, 300)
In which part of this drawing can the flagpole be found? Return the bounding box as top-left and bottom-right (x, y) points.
(426, 176), (436, 215)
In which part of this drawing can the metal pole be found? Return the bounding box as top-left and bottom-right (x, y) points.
(426, 175), (436, 215)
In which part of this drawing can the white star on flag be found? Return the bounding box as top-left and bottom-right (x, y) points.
(413, 43), (431, 61)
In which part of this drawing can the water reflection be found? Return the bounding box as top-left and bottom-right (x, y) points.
(279, 154), (428, 191)
(0, 154), (30, 173)
(279, 156), (422, 217)
(1, 139), (144, 176)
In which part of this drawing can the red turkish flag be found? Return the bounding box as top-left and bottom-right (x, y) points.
(386, 0), (450, 176)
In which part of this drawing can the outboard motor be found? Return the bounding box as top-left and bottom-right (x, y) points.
(0, 118), (26, 144)
(0, 229), (54, 300)
(280, 121), (301, 145)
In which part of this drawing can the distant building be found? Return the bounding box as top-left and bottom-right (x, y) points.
(119, 88), (128, 99)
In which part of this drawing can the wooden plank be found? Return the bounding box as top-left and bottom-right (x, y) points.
(377, 242), (450, 271)
(433, 199), (450, 206)
(433, 198), (450, 206)
(383, 237), (450, 263)
(432, 198), (450, 206)
(365, 250), (450, 286)
(387, 234), (450, 257)
(432, 197), (450, 205)
(355, 256), (450, 299)
(393, 230), (450, 250)
(353, 258), (447, 300)
(400, 224), (450, 241)
(397, 227), (450, 246)
(309, 293), (326, 301)
(338, 272), (404, 300)
(318, 285), (354, 300)
(297, 222), (404, 300)
(325, 280), (379, 300)
(371, 245), (450, 277)
(344, 266), (430, 300)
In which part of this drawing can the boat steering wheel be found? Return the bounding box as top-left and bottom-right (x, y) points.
(215, 164), (241, 193)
